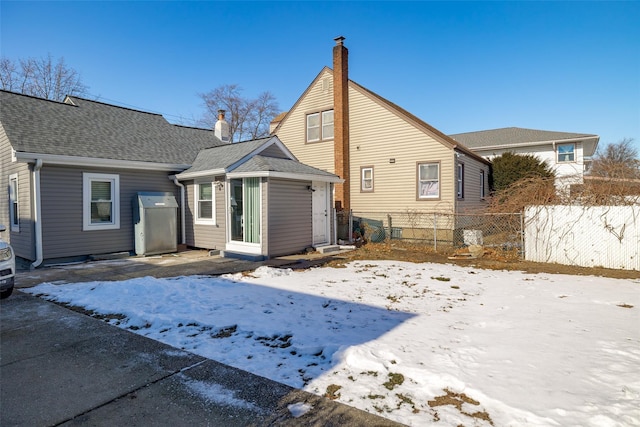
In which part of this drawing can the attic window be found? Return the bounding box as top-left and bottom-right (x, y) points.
(306, 109), (334, 143)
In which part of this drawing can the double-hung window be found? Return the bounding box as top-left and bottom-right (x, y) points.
(306, 109), (334, 142)
(557, 143), (575, 162)
(417, 162), (440, 199)
(195, 182), (215, 224)
(457, 163), (465, 199)
(361, 166), (374, 192)
(83, 173), (120, 231)
(9, 174), (19, 232)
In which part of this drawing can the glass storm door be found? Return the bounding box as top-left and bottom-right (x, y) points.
(230, 178), (260, 243)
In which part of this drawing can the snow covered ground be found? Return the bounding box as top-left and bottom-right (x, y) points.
(25, 260), (639, 426)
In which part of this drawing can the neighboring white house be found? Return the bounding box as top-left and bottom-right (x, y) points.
(449, 127), (600, 188)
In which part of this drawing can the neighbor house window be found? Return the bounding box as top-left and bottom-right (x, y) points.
(361, 166), (374, 192)
(480, 170), (486, 199)
(457, 163), (465, 199)
(195, 182), (215, 224)
(83, 173), (120, 231)
(9, 174), (19, 232)
(306, 109), (334, 142)
(417, 162), (440, 199)
(557, 143), (575, 162)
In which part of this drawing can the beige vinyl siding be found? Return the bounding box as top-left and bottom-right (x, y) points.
(184, 177), (226, 250)
(39, 165), (181, 260)
(454, 156), (490, 213)
(348, 86), (456, 213)
(1, 131), (35, 259)
(276, 69), (335, 173)
(267, 178), (312, 256)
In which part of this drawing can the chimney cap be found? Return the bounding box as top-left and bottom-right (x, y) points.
(334, 36), (345, 45)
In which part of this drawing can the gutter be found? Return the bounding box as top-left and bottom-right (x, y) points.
(170, 176), (186, 245)
(468, 135), (600, 153)
(13, 151), (190, 171)
(31, 159), (43, 269)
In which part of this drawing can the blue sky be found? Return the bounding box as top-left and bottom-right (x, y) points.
(2, 1), (639, 152)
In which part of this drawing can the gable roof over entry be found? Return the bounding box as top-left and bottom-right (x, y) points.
(176, 135), (341, 182)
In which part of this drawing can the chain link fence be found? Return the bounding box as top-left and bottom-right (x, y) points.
(336, 210), (523, 256)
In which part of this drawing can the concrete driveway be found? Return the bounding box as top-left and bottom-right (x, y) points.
(1, 251), (401, 426)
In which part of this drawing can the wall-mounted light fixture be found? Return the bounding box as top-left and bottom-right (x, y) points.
(307, 185), (316, 192)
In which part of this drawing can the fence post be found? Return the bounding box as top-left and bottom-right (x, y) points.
(433, 212), (437, 251)
(349, 210), (353, 243)
(333, 208), (337, 245)
(520, 212), (525, 259)
(387, 214), (392, 240)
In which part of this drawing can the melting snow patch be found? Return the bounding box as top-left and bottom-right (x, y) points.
(182, 377), (263, 413)
(288, 402), (313, 418)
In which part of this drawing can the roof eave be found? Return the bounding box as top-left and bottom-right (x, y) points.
(13, 151), (190, 171)
(175, 168), (227, 180)
(227, 170), (343, 183)
(468, 135), (600, 154)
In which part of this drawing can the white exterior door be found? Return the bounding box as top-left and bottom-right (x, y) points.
(312, 181), (329, 245)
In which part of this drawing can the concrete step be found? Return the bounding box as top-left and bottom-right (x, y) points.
(314, 245), (340, 254)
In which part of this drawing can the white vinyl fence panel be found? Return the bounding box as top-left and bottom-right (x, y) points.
(524, 205), (640, 270)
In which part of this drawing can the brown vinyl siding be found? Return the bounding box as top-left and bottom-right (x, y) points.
(267, 178), (312, 256)
(275, 70), (475, 215)
(454, 156), (490, 213)
(348, 85), (455, 213)
(276, 70), (335, 173)
(39, 165), (181, 260)
(184, 177), (226, 250)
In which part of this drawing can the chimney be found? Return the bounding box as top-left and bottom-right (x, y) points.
(333, 36), (350, 211)
(214, 109), (230, 143)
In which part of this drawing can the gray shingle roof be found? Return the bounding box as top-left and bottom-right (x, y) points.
(449, 127), (599, 149)
(232, 155), (337, 177)
(180, 136), (338, 180)
(0, 90), (224, 165)
(182, 138), (272, 174)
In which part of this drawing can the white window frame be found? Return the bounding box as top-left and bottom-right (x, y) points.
(9, 173), (19, 232)
(361, 166), (374, 192)
(557, 143), (575, 163)
(322, 110), (334, 140)
(195, 182), (216, 225)
(83, 173), (120, 231)
(457, 163), (465, 199)
(417, 162), (440, 199)
(480, 170), (486, 199)
(306, 109), (334, 143)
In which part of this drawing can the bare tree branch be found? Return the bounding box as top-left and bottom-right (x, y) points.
(198, 84), (279, 142)
(0, 54), (88, 101)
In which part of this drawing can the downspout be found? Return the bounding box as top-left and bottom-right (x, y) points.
(31, 159), (43, 269)
(170, 176), (186, 245)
